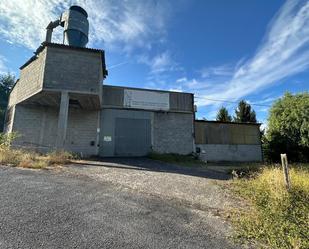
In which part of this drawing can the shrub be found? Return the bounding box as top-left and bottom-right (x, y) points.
(0, 132), (19, 148)
(232, 166), (309, 248)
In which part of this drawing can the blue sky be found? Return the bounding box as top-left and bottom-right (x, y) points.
(0, 0), (308, 126)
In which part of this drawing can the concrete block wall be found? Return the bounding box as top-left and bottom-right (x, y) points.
(12, 104), (58, 150)
(11, 104), (99, 155)
(65, 108), (99, 156)
(43, 46), (103, 94)
(197, 144), (262, 162)
(153, 112), (194, 155)
(8, 50), (46, 107)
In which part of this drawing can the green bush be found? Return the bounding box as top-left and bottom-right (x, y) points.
(0, 132), (18, 148)
(265, 92), (309, 162)
(232, 166), (309, 248)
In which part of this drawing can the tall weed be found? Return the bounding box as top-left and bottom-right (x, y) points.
(232, 166), (309, 248)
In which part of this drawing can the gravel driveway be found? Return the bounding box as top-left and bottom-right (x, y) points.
(66, 158), (236, 214)
(0, 158), (240, 249)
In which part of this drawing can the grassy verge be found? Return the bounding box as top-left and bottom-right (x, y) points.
(231, 165), (309, 248)
(148, 152), (207, 167)
(0, 132), (76, 169)
(0, 147), (76, 169)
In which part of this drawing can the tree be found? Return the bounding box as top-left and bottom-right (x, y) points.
(265, 92), (309, 162)
(0, 73), (15, 131)
(234, 100), (257, 123)
(216, 107), (232, 122)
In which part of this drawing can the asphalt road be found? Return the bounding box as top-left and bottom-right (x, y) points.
(0, 165), (237, 249)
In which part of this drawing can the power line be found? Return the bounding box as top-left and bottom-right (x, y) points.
(194, 96), (271, 107)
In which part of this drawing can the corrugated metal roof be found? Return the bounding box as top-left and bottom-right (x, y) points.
(20, 42), (106, 70)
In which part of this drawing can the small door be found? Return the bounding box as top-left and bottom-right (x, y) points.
(115, 118), (151, 156)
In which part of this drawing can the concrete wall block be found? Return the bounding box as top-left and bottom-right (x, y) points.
(12, 105), (58, 150)
(12, 104), (99, 156)
(43, 47), (102, 93)
(8, 50), (46, 107)
(196, 144), (262, 162)
(65, 108), (99, 156)
(153, 112), (194, 155)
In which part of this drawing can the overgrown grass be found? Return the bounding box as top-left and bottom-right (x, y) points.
(0, 148), (75, 169)
(232, 165), (309, 249)
(0, 132), (76, 169)
(148, 152), (207, 167)
(45, 150), (76, 165)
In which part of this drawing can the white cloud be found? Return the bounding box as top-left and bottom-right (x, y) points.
(200, 64), (234, 78)
(138, 51), (179, 74)
(138, 51), (185, 90)
(0, 0), (170, 51)
(169, 87), (183, 92)
(176, 77), (187, 83)
(254, 96), (280, 105)
(0, 55), (8, 74)
(260, 122), (268, 132)
(184, 0), (309, 108)
(152, 52), (173, 73)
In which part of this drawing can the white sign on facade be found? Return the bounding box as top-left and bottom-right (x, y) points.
(103, 136), (112, 142)
(124, 89), (170, 111)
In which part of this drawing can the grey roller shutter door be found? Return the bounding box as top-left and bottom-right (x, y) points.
(115, 118), (151, 156)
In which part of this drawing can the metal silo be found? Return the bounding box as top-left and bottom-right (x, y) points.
(60, 6), (89, 47)
(45, 5), (89, 48)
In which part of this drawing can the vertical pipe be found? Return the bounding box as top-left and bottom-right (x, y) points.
(45, 29), (52, 43)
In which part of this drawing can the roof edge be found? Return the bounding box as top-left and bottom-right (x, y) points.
(20, 42), (105, 70)
(103, 84), (194, 95)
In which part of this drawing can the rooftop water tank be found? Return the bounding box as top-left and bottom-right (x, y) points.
(60, 6), (89, 47)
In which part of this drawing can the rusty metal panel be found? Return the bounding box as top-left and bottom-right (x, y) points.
(195, 121), (260, 145)
(102, 86), (124, 107)
(195, 122), (206, 144)
(205, 123), (222, 144)
(243, 126), (260, 144)
(170, 92), (193, 112)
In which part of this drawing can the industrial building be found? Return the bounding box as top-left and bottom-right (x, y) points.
(4, 5), (262, 161)
(5, 42), (194, 157)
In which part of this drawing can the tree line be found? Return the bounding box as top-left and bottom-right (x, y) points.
(0, 73), (15, 132)
(215, 100), (257, 123)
